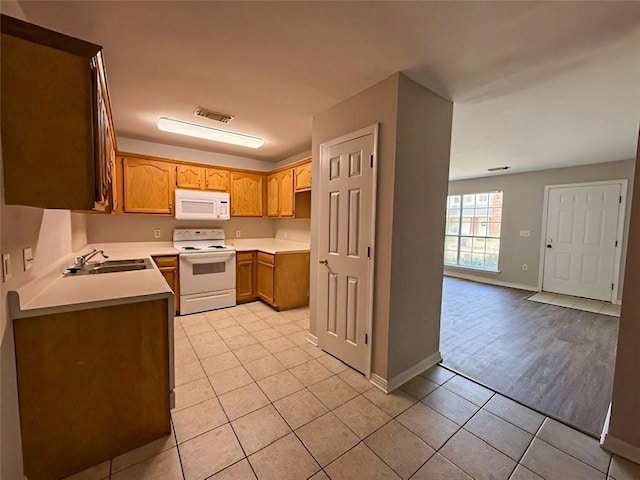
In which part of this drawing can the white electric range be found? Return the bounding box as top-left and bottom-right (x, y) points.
(173, 228), (236, 315)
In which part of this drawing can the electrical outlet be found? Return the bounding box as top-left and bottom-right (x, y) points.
(235, 229), (242, 238)
(23, 247), (34, 271)
(522, 264), (528, 271)
(2, 253), (11, 282)
(520, 230), (531, 237)
(154, 229), (161, 239)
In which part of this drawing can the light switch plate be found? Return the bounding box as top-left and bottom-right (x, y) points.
(520, 230), (531, 237)
(23, 247), (34, 271)
(2, 253), (11, 282)
(235, 230), (242, 238)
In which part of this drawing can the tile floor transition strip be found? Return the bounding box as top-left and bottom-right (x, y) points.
(527, 292), (621, 317)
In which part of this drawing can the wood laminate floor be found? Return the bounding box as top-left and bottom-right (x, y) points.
(440, 276), (619, 436)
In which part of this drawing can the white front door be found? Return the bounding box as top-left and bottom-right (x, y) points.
(317, 129), (377, 374)
(543, 183), (621, 301)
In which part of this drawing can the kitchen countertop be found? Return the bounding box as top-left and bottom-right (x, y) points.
(9, 242), (177, 319)
(9, 239), (309, 318)
(226, 238), (310, 254)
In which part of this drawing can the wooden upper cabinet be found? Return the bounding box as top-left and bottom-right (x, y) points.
(230, 172), (264, 217)
(205, 168), (229, 192)
(123, 158), (174, 214)
(279, 169), (294, 217)
(267, 169), (294, 217)
(1, 15), (116, 211)
(176, 165), (203, 189)
(294, 161), (312, 191)
(267, 174), (280, 217)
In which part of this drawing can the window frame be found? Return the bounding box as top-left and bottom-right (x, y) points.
(444, 191), (503, 272)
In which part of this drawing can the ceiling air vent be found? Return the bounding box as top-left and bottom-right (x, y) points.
(194, 107), (234, 124)
(487, 166), (511, 172)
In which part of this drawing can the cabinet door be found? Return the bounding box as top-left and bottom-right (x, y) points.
(176, 165), (203, 190)
(205, 168), (230, 192)
(236, 252), (256, 303)
(230, 172), (264, 216)
(257, 254), (275, 305)
(294, 162), (312, 191)
(123, 158), (174, 214)
(279, 169), (294, 217)
(153, 255), (180, 314)
(159, 267), (180, 314)
(267, 173), (280, 217)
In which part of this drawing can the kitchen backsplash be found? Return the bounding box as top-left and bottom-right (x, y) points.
(274, 218), (311, 243)
(86, 214), (277, 244)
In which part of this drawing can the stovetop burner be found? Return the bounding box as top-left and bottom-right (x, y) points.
(209, 245), (226, 249)
(182, 246), (199, 251)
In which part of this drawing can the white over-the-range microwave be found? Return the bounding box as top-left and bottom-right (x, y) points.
(174, 189), (230, 220)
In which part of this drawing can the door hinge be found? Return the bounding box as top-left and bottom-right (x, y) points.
(370, 155), (374, 168)
(620, 196), (623, 203)
(365, 333), (368, 345)
(367, 246), (371, 258)
(612, 283), (615, 291)
(615, 240), (619, 247)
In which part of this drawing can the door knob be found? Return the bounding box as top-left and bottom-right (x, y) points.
(319, 259), (336, 275)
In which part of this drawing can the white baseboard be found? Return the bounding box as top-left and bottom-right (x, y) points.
(444, 271), (538, 292)
(600, 403), (640, 463)
(306, 333), (318, 346)
(370, 374), (388, 392)
(370, 352), (443, 393)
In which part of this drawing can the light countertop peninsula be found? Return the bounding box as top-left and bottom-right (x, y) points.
(9, 242), (177, 319)
(9, 239), (310, 318)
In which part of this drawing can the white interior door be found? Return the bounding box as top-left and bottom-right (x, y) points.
(317, 130), (376, 374)
(543, 183), (621, 301)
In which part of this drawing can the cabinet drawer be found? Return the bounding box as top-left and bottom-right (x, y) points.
(257, 252), (275, 265)
(237, 251), (256, 263)
(152, 255), (178, 268)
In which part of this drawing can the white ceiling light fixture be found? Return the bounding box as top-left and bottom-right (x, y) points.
(157, 117), (264, 149)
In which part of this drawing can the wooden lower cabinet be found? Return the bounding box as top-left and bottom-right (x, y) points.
(256, 252), (275, 305)
(254, 251), (309, 311)
(14, 300), (171, 480)
(152, 255), (180, 314)
(236, 251), (257, 304)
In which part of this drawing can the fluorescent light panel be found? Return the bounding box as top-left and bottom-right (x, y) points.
(157, 117), (264, 149)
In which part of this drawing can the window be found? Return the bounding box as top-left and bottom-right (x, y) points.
(445, 191), (503, 271)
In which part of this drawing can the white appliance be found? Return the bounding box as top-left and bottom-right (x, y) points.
(173, 228), (236, 314)
(174, 189), (230, 220)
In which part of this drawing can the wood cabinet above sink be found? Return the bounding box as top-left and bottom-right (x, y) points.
(1, 14), (116, 212)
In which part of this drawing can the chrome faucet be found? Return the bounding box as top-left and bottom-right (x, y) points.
(75, 249), (109, 267)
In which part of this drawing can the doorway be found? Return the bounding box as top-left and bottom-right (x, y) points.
(540, 180), (627, 302)
(316, 125), (378, 376)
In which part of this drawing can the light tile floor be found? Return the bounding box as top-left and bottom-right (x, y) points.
(66, 301), (639, 480)
(527, 292), (621, 317)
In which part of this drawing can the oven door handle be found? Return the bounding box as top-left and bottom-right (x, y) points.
(181, 253), (235, 264)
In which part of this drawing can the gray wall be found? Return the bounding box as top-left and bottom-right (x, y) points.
(609, 134), (640, 451)
(446, 159), (635, 299)
(387, 75), (453, 378)
(311, 73), (452, 381)
(312, 74), (399, 378)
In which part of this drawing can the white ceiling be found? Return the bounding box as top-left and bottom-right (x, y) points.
(17, 1), (640, 178)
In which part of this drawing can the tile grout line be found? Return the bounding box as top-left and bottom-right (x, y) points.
(185, 306), (319, 478)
